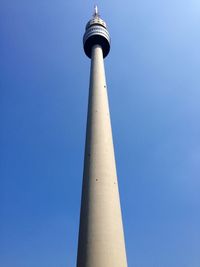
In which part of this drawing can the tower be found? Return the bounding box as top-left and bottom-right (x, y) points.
(76, 7), (128, 267)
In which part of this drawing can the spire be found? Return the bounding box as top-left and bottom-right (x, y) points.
(93, 4), (99, 17)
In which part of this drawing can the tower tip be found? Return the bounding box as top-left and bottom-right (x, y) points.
(93, 5), (99, 17)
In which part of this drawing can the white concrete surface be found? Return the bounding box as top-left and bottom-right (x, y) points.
(76, 44), (128, 267)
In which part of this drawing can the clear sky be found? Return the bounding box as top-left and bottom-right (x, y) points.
(1, 0), (200, 266)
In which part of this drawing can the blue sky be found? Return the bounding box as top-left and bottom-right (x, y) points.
(1, 0), (200, 266)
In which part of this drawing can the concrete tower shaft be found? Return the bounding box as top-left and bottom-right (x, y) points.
(76, 8), (128, 267)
